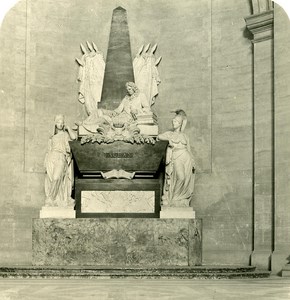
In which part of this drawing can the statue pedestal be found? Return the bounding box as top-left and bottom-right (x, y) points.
(39, 207), (76, 219)
(160, 206), (195, 219)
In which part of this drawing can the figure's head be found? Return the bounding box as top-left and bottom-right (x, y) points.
(54, 114), (65, 131)
(125, 82), (138, 96)
(172, 109), (187, 132)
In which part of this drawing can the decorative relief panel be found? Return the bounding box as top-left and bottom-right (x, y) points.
(81, 190), (155, 213)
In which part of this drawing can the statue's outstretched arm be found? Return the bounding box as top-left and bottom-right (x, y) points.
(65, 125), (77, 140)
(114, 100), (124, 114)
(158, 131), (171, 141)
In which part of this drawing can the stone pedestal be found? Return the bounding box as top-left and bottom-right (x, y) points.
(160, 206), (195, 219)
(32, 218), (202, 266)
(39, 207), (76, 219)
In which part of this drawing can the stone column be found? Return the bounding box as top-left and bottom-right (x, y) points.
(245, 9), (274, 270)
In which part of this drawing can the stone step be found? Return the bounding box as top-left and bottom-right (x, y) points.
(0, 266), (270, 279)
(0, 265), (256, 273)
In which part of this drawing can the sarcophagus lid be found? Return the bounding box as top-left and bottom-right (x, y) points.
(70, 140), (167, 176)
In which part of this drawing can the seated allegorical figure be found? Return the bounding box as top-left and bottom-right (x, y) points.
(111, 81), (152, 125)
(80, 81), (153, 133)
(44, 115), (77, 207)
(158, 110), (195, 207)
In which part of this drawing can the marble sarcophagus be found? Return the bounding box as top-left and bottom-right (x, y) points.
(70, 140), (167, 218)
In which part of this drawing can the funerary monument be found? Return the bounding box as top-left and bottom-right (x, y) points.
(33, 6), (201, 267)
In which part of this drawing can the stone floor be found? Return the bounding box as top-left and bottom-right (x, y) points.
(0, 277), (289, 300)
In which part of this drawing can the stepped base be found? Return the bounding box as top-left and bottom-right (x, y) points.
(0, 266), (270, 279)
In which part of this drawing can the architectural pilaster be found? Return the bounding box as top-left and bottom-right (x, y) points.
(245, 8), (274, 270)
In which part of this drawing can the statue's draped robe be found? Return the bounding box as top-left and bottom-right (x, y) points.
(78, 52), (105, 115)
(133, 53), (161, 106)
(160, 131), (195, 206)
(44, 131), (74, 207)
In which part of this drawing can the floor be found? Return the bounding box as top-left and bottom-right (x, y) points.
(0, 277), (289, 300)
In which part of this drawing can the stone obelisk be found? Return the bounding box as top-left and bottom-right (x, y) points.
(99, 6), (135, 110)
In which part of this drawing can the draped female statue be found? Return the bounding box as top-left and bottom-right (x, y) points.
(44, 115), (77, 207)
(158, 110), (195, 207)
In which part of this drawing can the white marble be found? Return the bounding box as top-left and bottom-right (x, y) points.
(158, 110), (195, 207)
(39, 206), (76, 218)
(78, 124), (93, 136)
(76, 42), (105, 115)
(160, 206), (195, 219)
(44, 115), (76, 208)
(133, 43), (161, 106)
(81, 191), (155, 213)
(138, 124), (159, 136)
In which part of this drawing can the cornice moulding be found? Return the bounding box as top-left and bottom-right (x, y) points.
(245, 10), (274, 43)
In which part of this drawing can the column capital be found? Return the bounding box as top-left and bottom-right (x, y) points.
(245, 10), (274, 43)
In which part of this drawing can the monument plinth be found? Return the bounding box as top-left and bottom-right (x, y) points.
(32, 218), (202, 267)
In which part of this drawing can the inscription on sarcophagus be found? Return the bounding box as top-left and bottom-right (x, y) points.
(104, 152), (134, 159)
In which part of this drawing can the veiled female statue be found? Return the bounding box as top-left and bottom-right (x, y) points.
(44, 115), (77, 207)
(158, 110), (195, 207)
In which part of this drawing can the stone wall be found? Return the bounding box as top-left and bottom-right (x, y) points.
(0, 0), (40, 265)
(195, 0), (253, 264)
(0, 0), (289, 271)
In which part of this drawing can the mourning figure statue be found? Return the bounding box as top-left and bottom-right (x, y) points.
(158, 110), (195, 207)
(44, 115), (77, 207)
